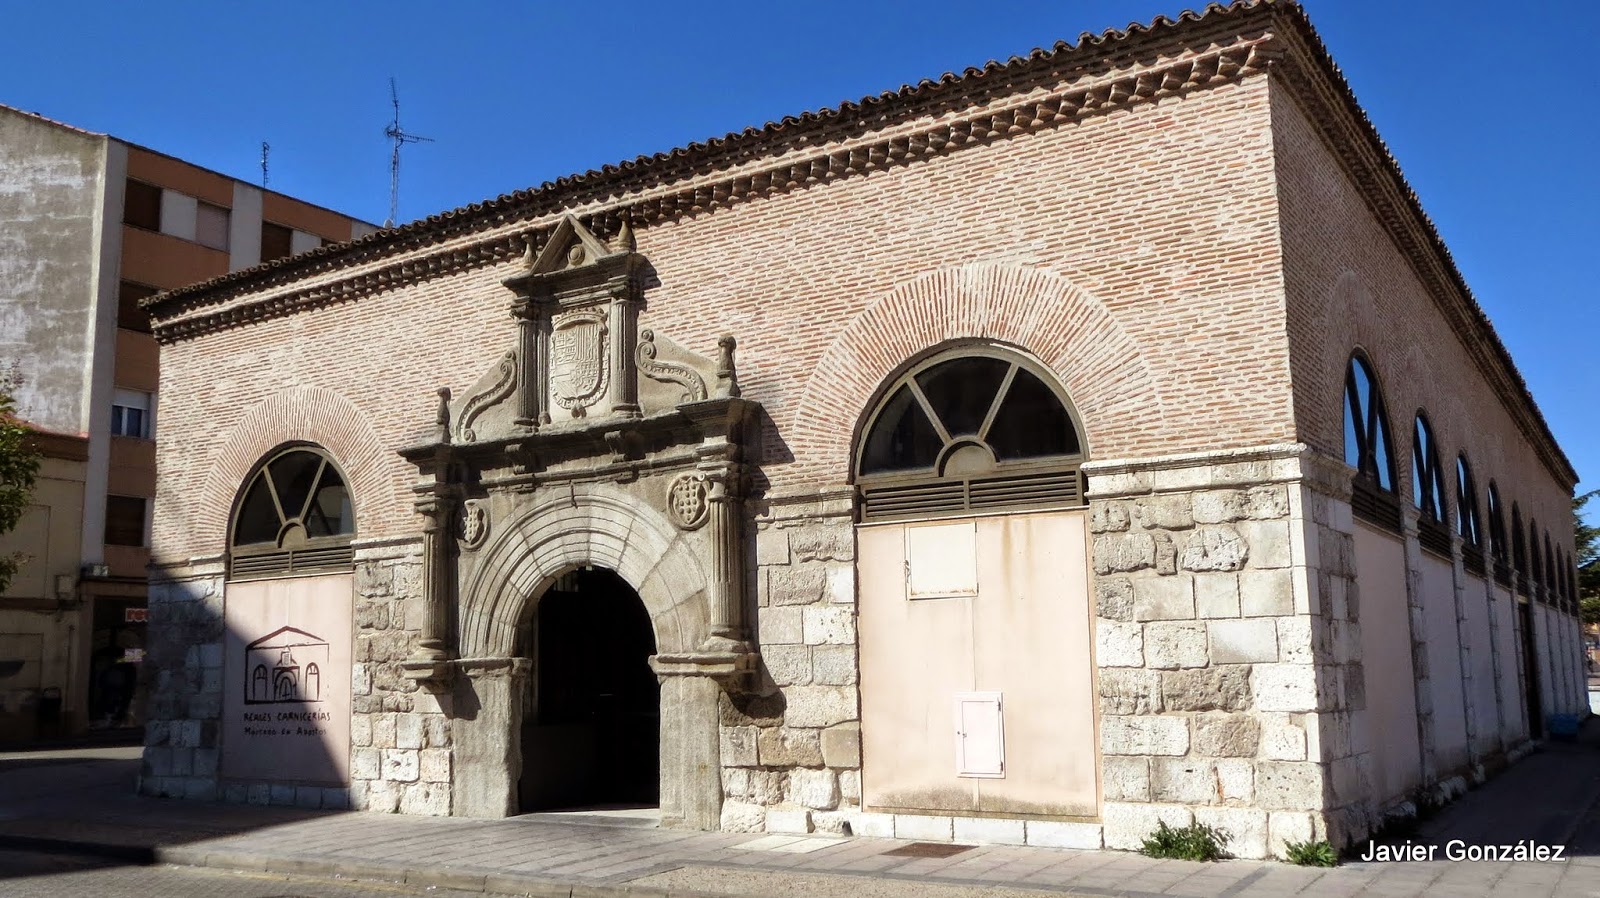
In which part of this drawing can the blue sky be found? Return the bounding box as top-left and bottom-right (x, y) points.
(5, 0), (1595, 508)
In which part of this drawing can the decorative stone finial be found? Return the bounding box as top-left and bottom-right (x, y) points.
(716, 335), (740, 399)
(519, 234), (537, 269)
(616, 217), (636, 253)
(435, 387), (452, 443)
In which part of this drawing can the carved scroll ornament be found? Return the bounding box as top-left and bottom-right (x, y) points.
(457, 350), (517, 442)
(637, 329), (707, 404)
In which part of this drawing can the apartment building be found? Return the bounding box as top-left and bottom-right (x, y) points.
(0, 103), (378, 741)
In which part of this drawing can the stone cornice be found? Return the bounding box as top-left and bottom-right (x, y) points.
(1264, 11), (1577, 489)
(147, 5), (1280, 342)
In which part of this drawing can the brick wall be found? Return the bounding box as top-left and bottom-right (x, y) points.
(1271, 82), (1572, 547)
(152, 67), (1289, 567)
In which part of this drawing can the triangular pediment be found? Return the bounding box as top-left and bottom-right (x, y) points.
(528, 215), (620, 274)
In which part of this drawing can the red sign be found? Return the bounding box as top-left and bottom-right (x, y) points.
(124, 607), (148, 623)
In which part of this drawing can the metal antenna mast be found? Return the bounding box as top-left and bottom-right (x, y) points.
(260, 141), (270, 188)
(384, 77), (432, 227)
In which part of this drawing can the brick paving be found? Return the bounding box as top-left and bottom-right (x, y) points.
(3, 742), (1600, 898)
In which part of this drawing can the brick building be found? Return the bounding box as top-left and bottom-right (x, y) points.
(139, 0), (1586, 857)
(0, 104), (376, 742)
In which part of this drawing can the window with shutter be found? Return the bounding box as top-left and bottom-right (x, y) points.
(855, 347), (1086, 522)
(230, 446), (357, 579)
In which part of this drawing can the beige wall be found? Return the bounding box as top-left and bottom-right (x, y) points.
(1418, 552), (1466, 774)
(858, 511), (1096, 819)
(0, 449), (88, 739)
(1490, 585), (1524, 744)
(1459, 573), (1498, 757)
(1353, 523), (1419, 805)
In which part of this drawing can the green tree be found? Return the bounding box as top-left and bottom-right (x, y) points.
(0, 388), (40, 593)
(1577, 490), (1599, 625)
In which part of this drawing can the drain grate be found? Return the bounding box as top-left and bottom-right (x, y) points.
(882, 842), (974, 859)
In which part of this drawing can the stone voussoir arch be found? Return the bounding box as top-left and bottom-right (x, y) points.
(201, 386), (396, 553)
(459, 482), (709, 661)
(790, 262), (1167, 475)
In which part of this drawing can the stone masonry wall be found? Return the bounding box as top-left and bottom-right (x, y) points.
(349, 538), (453, 815)
(1086, 446), (1327, 860)
(141, 562), (226, 802)
(718, 492), (862, 834)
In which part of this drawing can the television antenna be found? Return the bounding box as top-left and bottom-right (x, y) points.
(384, 77), (433, 227)
(260, 141), (270, 188)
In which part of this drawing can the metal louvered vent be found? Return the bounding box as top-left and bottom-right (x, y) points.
(1351, 483), (1401, 534)
(860, 469), (1083, 522)
(230, 544), (355, 580)
(1418, 519), (1451, 558)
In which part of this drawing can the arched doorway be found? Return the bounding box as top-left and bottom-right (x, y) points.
(518, 567), (660, 811)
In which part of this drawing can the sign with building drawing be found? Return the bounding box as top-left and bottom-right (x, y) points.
(221, 575), (352, 785)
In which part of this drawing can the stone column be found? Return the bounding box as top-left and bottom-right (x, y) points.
(703, 473), (746, 649)
(657, 674), (724, 830)
(411, 493), (453, 666)
(608, 291), (640, 418)
(513, 303), (540, 430)
(534, 313), (552, 426)
(451, 658), (530, 818)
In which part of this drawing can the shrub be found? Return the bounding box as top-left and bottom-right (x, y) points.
(1138, 820), (1231, 861)
(1282, 839), (1338, 867)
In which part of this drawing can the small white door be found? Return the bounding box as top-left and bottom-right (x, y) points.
(954, 691), (1004, 778)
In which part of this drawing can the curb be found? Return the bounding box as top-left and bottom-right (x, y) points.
(0, 833), (725, 898)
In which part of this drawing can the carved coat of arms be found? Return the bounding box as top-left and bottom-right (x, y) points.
(549, 315), (609, 415)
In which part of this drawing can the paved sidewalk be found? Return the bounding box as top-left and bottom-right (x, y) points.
(2, 739), (1599, 898)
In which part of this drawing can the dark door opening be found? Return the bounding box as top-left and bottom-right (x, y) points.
(519, 567), (660, 811)
(1519, 599), (1543, 739)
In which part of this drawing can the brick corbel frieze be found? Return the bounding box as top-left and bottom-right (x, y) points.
(149, 37), (1276, 345)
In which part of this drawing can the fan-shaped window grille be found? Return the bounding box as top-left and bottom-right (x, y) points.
(1344, 353), (1399, 531)
(855, 349), (1086, 521)
(1412, 415), (1449, 556)
(230, 447), (356, 579)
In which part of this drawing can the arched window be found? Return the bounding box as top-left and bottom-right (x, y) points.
(230, 446), (356, 578)
(1511, 504), (1528, 595)
(855, 348), (1085, 520)
(1456, 456), (1484, 576)
(1487, 482), (1510, 587)
(1556, 549), (1569, 611)
(1528, 516), (1541, 597)
(1344, 353), (1399, 530)
(1411, 415), (1448, 555)
(1543, 532), (1556, 606)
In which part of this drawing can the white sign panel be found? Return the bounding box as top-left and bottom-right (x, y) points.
(222, 574), (352, 785)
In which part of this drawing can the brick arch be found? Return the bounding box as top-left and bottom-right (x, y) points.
(458, 481), (708, 660)
(200, 386), (395, 553)
(789, 262), (1166, 477)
